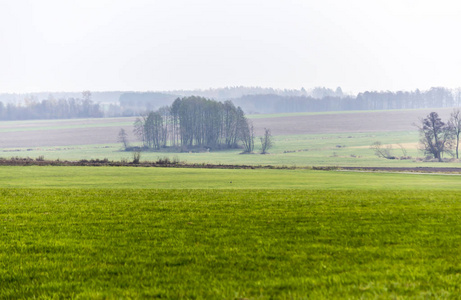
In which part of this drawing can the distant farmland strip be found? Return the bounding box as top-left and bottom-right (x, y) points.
(0, 121), (134, 133)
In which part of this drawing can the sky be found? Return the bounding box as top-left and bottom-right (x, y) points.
(1, 0), (461, 94)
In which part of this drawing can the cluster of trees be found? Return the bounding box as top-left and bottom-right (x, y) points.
(417, 110), (461, 161)
(132, 96), (255, 152)
(0, 92), (102, 120)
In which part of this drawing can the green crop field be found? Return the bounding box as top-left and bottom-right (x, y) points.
(1, 166), (461, 190)
(2, 186), (461, 298)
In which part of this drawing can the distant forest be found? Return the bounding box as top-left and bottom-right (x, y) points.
(232, 87), (461, 114)
(0, 93), (103, 120)
(0, 87), (460, 120)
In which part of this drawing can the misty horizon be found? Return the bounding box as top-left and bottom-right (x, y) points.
(2, 1), (461, 94)
(2, 85), (461, 97)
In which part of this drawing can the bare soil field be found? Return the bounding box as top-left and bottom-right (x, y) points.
(253, 108), (453, 136)
(0, 117), (132, 129)
(0, 118), (137, 148)
(0, 108), (454, 148)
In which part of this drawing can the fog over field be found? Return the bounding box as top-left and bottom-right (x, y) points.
(1, 1), (461, 126)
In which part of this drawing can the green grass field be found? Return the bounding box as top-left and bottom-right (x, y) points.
(2, 186), (461, 298)
(1, 167), (461, 297)
(1, 166), (461, 190)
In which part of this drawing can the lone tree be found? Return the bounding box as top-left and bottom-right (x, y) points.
(260, 128), (273, 154)
(448, 108), (461, 159)
(118, 128), (129, 150)
(418, 112), (453, 161)
(134, 111), (166, 150)
(239, 118), (255, 153)
(370, 141), (395, 159)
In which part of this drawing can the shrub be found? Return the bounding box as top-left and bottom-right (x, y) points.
(133, 151), (141, 164)
(156, 156), (171, 165)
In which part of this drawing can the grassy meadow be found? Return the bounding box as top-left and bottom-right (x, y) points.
(3, 130), (459, 168)
(0, 166), (461, 190)
(2, 186), (461, 298)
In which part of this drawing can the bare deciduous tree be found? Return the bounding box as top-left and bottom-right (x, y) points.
(417, 112), (453, 161)
(370, 141), (396, 159)
(260, 128), (273, 154)
(134, 112), (165, 150)
(448, 108), (461, 159)
(239, 119), (254, 154)
(397, 143), (408, 157)
(118, 128), (129, 150)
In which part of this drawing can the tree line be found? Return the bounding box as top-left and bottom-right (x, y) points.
(232, 87), (461, 114)
(0, 92), (102, 120)
(118, 87), (461, 116)
(117, 87), (461, 115)
(132, 96), (255, 152)
(2, 87), (461, 120)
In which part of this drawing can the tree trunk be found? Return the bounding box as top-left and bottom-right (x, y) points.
(457, 134), (459, 159)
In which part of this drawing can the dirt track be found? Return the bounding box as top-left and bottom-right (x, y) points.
(0, 108), (455, 148)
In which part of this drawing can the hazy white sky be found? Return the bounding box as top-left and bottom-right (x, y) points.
(1, 0), (461, 94)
